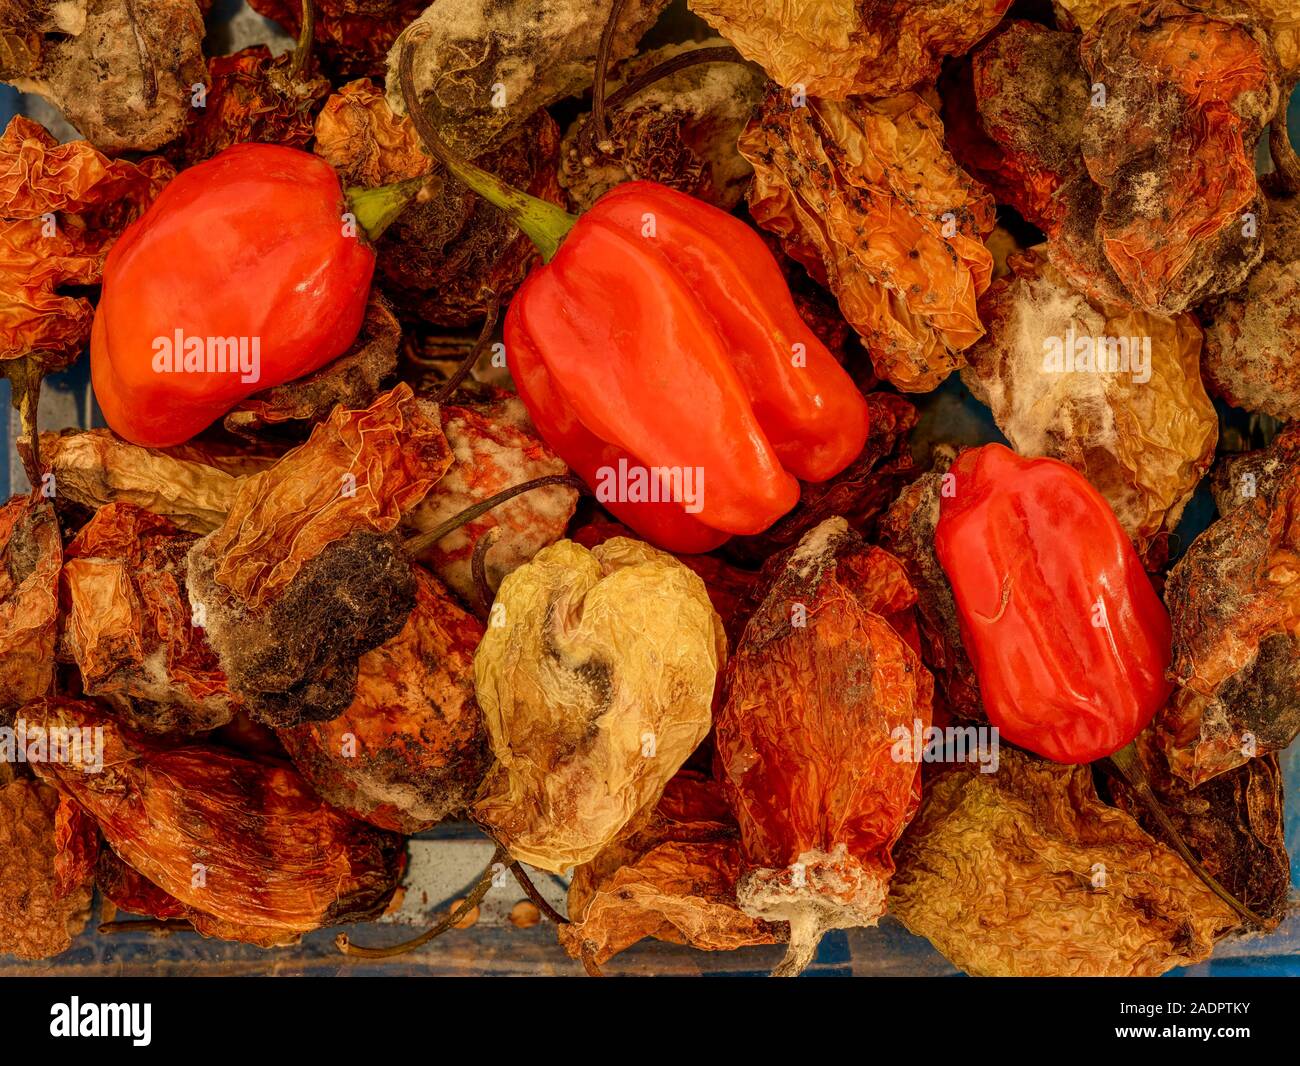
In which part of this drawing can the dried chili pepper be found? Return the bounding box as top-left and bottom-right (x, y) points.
(559, 39), (766, 213)
(3, 0), (207, 152)
(91, 142), (425, 447)
(473, 537), (723, 874)
(738, 89), (997, 392)
(279, 566), (490, 834)
(27, 697), (404, 948)
(169, 0), (330, 167)
(393, 36), (869, 552)
(962, 247), (1217, 564)
(889, 747), (1238, 977)
(0, 778), (92, 960)
(688, 0), (1011, 99)
(185, 384), (452, 727)
(1158, 427), (1300, 786)
(560, 771), (783, 974)
(59, 502), (239, 735)
(715, 518), (933, 976)
(0, 496), (61, 714)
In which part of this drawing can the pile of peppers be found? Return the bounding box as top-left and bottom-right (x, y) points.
(3, 0), (1297, 982)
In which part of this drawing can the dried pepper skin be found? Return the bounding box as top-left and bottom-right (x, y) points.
(689, 0), (1012, 99)
(279, 567), (490, 834)
(1101, 729), (1290, 929)
(879, 455), (985, 723)
(716, 518), (933, 977)
(169, 45), (331, 167)
(59, 502), (239, 735)
(560, 40), (767, 213)
(474, 538), (723, 874)
(0, 116), (172, 369)
(386, 0), (672, 157)
(27, 698), (404, 947)
(314, 79), (565, 327)
(0, 496), (60, 713)
(1201, 176), (1300, 421)
(739, 90), (996, 392)
(962, 247), (1217, 563)
(561, 772), (783, 973)
(186, 385), (451, 727)
(1054, 0), (1300, 78)
(1159, 428), (1300, 786)
(404, 392), (578, 604)
(4, 0), (207, 153)
(0, 779), (91, 960)
(889, 747), (1237, 977)
(1073, 3), (1280, 313)
(935, 445), (1172, 764)
(943, 21), (1091, 234)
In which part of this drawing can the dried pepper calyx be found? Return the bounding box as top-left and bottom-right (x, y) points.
(716, 518), (932, 976)
(739, 89), (996, 392)
(474, 537), (723, 874)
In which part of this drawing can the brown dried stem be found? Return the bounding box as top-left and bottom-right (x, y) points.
(403, 474), (587, 558)
(431, 296), (500, 404)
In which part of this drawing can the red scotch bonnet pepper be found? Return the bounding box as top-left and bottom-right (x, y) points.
(933, 444), (1172, 765)
(396, 43), (869, 554)
(91, 143), (417, 448)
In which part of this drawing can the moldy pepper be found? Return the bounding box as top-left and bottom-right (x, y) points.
(396, 39), (869, 554)
(91, 142), (422, 447)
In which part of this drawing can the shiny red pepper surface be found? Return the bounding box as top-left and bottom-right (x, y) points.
(505, 181), (871, 553)
(91, 143), (375, 447)
(934, 444), (1173, 763)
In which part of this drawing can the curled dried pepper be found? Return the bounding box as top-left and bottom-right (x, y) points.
(473, 537), (723, 873)
(738, 89), (997, 392)
(27, 697), (404, 947)
(688, 0), (1011, 99)
(59, 503), (239, 735)
(715, 518), (932, 976)
(889, 747), (1237, 977)
(0, 496), (61, 714)
(1158, 427), (1300, 786)
(279, 566), (490, 834)
(185, 385), (451, 727)
(561, 771), (783, 973)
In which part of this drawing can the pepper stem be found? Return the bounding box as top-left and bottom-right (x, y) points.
(344, 177), (427, 242)
(336, 844), (508, 959)
(1106, 741), (1265, 929)
(403, 473), (586, 559)
(1270, 87), (1300, 197)
(397, 32), (577, 262)
(287, 0), (315, 80)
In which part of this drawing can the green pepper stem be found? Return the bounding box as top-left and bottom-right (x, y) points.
(397, 32), (577, 263)
(344, 177), (427, 242)
(1107, 741), (1266, 929)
